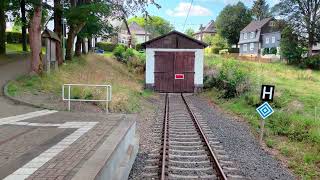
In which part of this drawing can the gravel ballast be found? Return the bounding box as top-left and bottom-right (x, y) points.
(128, 95), (163, 179)
(186, 94), (295, 180)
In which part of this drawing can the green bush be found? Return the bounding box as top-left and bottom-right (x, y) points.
(270, 47), (277, 54)
(263, 48), (269, 55)
(135, 43), (143, 51)
(96, 42), (116, 52)
(228, 48), (239, 53)
(6, 32), (29, 43)
(204, 60), (251, 98)
(303, 55), (320, 70)
(123, 48), (135, 62)
(113, 45), (126, 61)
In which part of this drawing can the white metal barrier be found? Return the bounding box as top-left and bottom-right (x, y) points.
(62, 84), (112, 112)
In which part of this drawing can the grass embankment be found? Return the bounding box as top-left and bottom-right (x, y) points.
(204, 55), (320, 178)
(7, 54), (153, 113)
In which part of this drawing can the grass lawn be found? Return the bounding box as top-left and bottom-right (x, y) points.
(204, 55), (320, 179)
(7, 54), (153, 113)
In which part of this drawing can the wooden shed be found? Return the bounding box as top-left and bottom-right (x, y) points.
(142, 30), (207, 93)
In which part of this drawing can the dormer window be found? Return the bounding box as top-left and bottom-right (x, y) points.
(244, 33), (247, 39)
(250, 32), (255, 39)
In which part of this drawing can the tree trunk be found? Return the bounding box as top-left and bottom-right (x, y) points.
(29, 5), (42, 74)
(0, 1), (6, 55)
(88, 37), (92, 52)
(75, 37), (82, 56)
(54, 0), (63, 65)
(20, 0), (28, 52)
(65, 23), (85, 60)
(123, 17), (132, 48)
(82, 38), (86, 54)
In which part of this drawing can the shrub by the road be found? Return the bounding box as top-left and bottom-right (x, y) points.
(303, 55), (320, 70)
(96, 42), (116, 52)
(112, 44), (146, 73)
(204, 60), (251, 98)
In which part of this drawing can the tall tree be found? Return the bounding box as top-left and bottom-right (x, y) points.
(128, 16), (174, 38)
(252, 0), (270, 20)
(215, 2), (252, 46)
(273, 0), (320, 56)
(20, 0), (27, 52)
(29, 0), (43, 74)
(280, 26), (302, 63)
(65, 0), (111, 60)
(185, 28), (194, 37)
(0, 0), (7, 55)
(54, 0), (63, 65)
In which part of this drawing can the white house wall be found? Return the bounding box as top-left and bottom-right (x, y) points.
(145, 48), (204, 86)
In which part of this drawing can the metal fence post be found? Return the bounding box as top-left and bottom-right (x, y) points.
(106, 86), (109, 113)
(68, 85), (71, 111)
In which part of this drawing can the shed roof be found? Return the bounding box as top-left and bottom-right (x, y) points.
(142, 30), (207, 49)
(42, 29), (61, 42)
(241, 17), (273, 33)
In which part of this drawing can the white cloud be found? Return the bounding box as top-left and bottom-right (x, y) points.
(199, 0), (279, 6)
(166, 2), (212, 17)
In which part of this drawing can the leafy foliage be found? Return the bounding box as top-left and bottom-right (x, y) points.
(269, 47), (277, 54)
(263, 48), (269, 55)
(204, 60), (251, 98)
(303, 55), (320, 70)
(96, 42), (116, 52)
(251, 0), (270, 20)
(211, 34), (228, 54)
(128, 16), (173, 38)
(273, 0), (320, 55)
(280, 26), (303, 64)
(185, 28), (195, 37)
(215, 2), (252, 45)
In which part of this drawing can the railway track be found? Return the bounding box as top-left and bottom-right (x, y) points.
(143, 93), (244, 180)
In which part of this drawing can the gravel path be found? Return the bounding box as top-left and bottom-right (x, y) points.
(186, 94), (295, 180)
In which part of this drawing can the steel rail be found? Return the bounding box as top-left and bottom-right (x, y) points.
(181, 93), (228, 180)
(160, 93), (169, 180)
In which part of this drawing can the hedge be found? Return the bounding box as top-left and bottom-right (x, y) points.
(6, 32), (29, 44)
(96, 42), (116, 52)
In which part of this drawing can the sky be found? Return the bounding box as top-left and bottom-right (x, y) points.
(144, 0), (280, 32)
(6, 0), (280, 33)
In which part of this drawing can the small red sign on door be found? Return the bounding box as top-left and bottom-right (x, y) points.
(175, 74), (184, 79)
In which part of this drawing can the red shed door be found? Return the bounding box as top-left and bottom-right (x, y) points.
(154, 52), (174, 92)
(154, 51), (194, 93)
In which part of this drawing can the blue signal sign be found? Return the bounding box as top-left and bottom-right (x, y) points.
(256, 102), (274, 119)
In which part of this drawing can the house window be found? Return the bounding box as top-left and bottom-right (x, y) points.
(250, 43), (254, 51)
(243, 44), (248, 52)
(250, 32), (255, 39)
(244, 33), (248, 40)
(266, 37), (270, 44)
(272, 36), (275, 43)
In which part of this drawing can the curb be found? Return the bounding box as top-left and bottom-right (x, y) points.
(3, 80), (47, 109)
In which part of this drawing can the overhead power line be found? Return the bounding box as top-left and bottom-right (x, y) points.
(182, 0), (194, 32)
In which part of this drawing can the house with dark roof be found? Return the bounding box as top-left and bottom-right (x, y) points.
(118, 22), (150, 46)
(193, 20), (216, 41)
(238, 18), (281, 59)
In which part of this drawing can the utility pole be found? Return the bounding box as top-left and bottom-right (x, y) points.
(144, 12), (147, 42)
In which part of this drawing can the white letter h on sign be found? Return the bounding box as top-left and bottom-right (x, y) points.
(262, 86), (273, 100)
